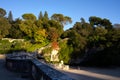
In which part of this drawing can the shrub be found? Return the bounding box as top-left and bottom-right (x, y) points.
(0, 40), (12, 54)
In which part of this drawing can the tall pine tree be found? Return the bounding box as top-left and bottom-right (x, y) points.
(8, 11), (13, 22)
(44, 11), (49, 20)
(38, 11), (43, 20)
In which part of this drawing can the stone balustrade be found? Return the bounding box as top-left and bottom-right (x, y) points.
(5, 54), (74, 80)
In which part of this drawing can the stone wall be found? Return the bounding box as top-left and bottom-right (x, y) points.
(31, 59), (74, 80)
(2, 38), (24, 42)
(6, 56), (74, 80)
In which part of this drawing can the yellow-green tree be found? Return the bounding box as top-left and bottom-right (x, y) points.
(34, 29), (47, 43)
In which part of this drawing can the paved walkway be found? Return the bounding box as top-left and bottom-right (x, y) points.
(0, 55), (31, 80)
(60, 66), (120, 80)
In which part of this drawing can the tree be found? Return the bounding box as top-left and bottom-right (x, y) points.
(64, 16), (72, 24)
(0, 8), (11, 38)
(47, 27), (58, 42)
(51, 13), (72, 25)
(44, 11), (49, 20)
(105, 27), (120, 48)
(112, 28), (120, 47)
(80, 17), (86, 24)
(101, 18), (112, 30)
(68, 30), (87, 50)
(8, 18), (24, 39)
(20, 13), (49, 43)
(73, 21), (93, 37)
(34, 29), (47, 43)
(8, 11), (13, 22)
(0, 17), (11, 38)
(35, 19), (43, 28)
(38, 11), (43, 20)
(89, 27), (108, 47)
(95, 27), (108, 36)
(22, 13), (36, 21)
(19, 13), (37, 38)
(89, 16), (112, 30)
(62, 29), (87, 59)
(59, 40), (73, 64)
(19, 20), (37, 39)
(48, 20), (63, 37)
(0, 8), (6, 17)
(89, 16), (102, 27)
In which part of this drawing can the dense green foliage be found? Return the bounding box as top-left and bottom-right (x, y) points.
(59, 39), (73, 64)
(0, 8), (120, 66)
(0, 40), (11, 54)
(62, 17), (120, 65)
(0, 17), (11, 39)
(0, 39), (47, 54)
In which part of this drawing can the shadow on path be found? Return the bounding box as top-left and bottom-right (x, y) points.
(0, 55), (31, 80)
(80, 67), (120, 78)
(61, 67), (120, 80)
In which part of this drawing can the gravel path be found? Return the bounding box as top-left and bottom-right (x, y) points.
(60, 67), (120, 80)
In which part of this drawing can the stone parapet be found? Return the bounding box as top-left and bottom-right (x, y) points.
(6, 54), (74, 80)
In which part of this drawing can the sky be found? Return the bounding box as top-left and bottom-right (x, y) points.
(0, 0), (120, 30)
